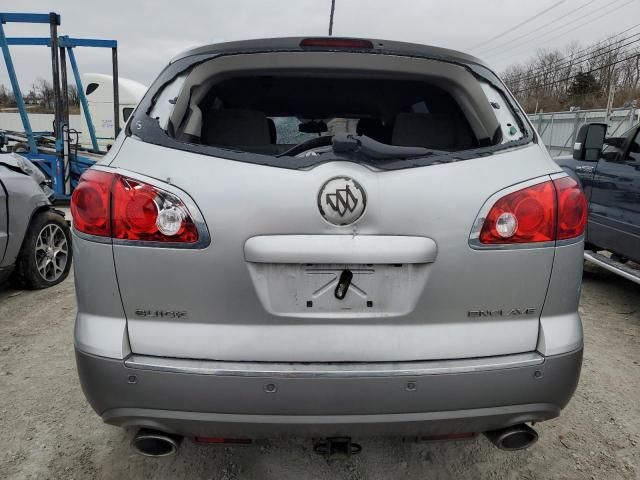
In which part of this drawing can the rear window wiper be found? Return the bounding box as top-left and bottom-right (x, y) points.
(276, 133), (450, 163)
(276, 135), (333, 157)
(331, 134), (447, 160)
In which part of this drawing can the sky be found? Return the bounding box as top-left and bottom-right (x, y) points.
(0, 0), (638, 91)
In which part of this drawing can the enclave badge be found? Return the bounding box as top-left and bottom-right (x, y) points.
(318, 177), (367, 226)
(467, 308), (536, 317)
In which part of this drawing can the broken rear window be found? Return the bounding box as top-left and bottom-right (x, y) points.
(134, 50), (531, 169)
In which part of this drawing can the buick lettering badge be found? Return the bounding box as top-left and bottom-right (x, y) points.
(318, 177), (366, 225)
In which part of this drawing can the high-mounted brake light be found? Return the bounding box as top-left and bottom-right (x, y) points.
(477, 177), (587, 245)
(300, 38), (374, 49)
(71, 171), (199, 244)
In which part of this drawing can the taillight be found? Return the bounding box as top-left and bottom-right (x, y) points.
(70, 170), (113, 237)
(71, 170), (199, 244)
(479, 181), (556, 244)
(111, 175), (198, 242)
(554, 176), (588, 240)
(477, 177), (586, 245)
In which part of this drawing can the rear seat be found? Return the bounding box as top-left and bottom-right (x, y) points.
(202, 109), (276, 152)
(201, 109), (475, 154)
(356, 118), (392, 144)
(392, 113), (475, 150)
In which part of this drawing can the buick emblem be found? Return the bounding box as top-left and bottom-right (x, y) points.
(318, 177), (366, 226)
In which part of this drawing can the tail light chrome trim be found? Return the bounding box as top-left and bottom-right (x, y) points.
(469, 173), (584, 250)
(72, 167), (211, 249)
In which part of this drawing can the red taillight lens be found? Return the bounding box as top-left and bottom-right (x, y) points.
(478, 177), (587, 245)
(479, 181), (556, 244)
(300, 38), (374, 49)
(554, 176), (587, 240)
(71, 170), (113, 237)
(71, 170), (199, 244)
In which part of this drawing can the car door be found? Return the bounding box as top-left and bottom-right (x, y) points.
(589, 127), (640, 262)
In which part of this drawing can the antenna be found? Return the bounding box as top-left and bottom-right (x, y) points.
(328, 0), (336, 36)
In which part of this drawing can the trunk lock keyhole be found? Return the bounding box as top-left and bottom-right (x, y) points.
(334, 269), (353, 300)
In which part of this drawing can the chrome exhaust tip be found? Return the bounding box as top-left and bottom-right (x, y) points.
(131, 428), (183, 457)
(484, 423), (538, 451)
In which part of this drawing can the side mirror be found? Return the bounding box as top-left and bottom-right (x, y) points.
(603, 136), (625, 149)
(573, 123), (606, 161)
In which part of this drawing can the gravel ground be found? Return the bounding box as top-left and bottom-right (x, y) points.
(0, 263), (638, 480)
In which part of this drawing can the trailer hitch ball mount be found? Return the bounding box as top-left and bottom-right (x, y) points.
(313, 437), (362, 456)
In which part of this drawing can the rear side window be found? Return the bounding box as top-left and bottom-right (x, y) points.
(134, 51), (531, 169)
(123, 107), (134, 122)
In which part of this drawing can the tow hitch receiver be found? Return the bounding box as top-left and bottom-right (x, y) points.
(313, 437), (362, 456)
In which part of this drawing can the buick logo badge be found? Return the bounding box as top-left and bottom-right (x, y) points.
(318, 177), (366, 225)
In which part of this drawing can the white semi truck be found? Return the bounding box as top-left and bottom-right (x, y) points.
(79, 73), (147, 149)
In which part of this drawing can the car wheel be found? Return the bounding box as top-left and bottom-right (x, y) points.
(11, 210), (72, 289)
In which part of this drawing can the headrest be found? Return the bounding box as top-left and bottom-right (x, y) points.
(202, 109), (271, 147)
(391, 113), (458, 150)
(356, 118), (390, 144)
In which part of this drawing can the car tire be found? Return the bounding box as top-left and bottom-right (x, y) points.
(11, 210), (72, 290)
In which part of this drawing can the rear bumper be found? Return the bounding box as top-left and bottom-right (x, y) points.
(75, 347), (582, 438)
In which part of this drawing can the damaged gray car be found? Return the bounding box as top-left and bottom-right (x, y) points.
(0, 152), (71, 289)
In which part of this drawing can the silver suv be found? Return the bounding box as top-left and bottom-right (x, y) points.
(72, 38), (585, 455)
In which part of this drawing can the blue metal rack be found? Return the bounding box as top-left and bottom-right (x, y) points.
(58, 35), (119, 194)
(59, 35), (119, 153)
(0, 12), (120, 200)
(0, 13), (58, 155)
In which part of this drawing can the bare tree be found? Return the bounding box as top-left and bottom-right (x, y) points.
(67, 84), (80, 107)
(0, 84), (15, 106)
(32, 78), (55, 111)
(503, 36), (640, 112)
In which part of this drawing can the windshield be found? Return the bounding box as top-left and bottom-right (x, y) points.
(270, 117), (357, 145)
